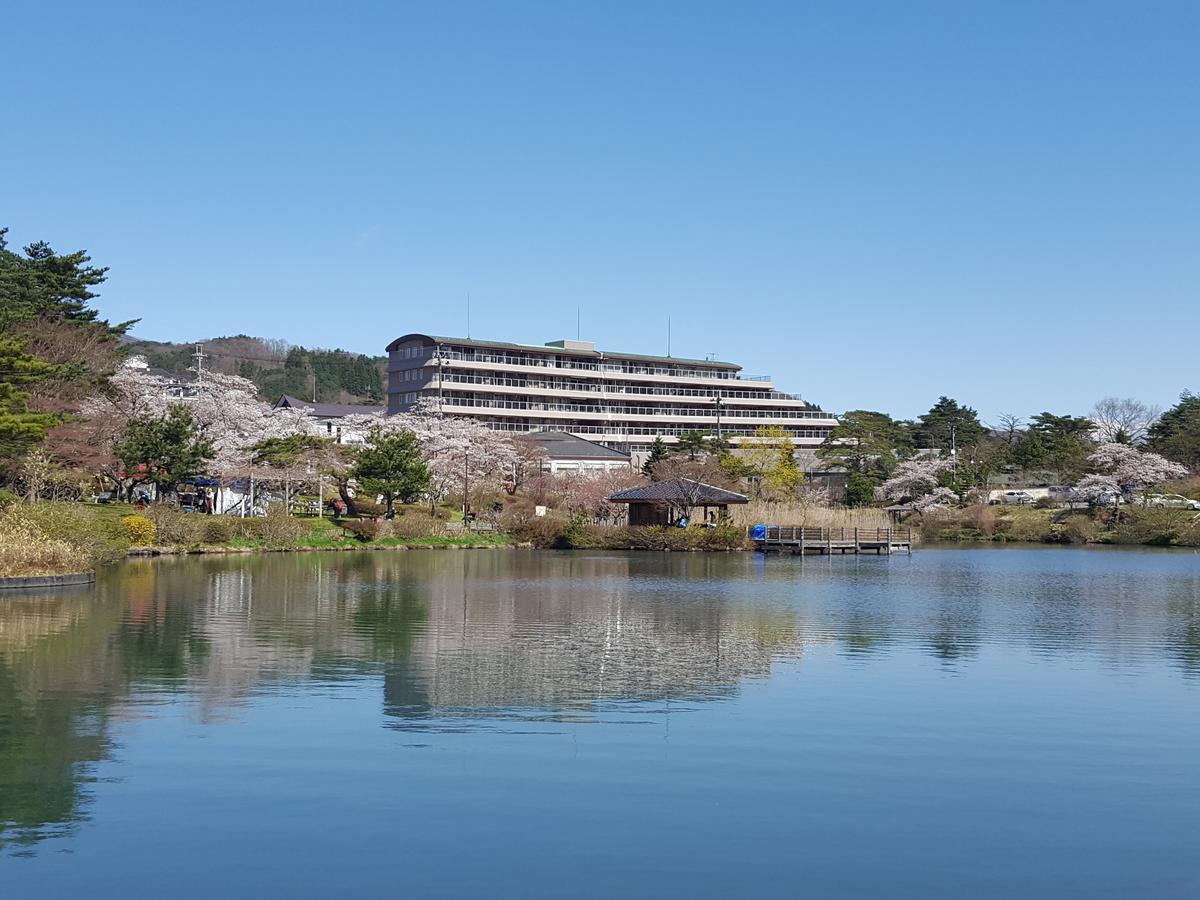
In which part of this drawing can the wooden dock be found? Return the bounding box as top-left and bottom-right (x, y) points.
(751, 526), (913, 555)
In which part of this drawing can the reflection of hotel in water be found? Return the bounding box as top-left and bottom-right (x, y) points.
(183, 552), (807, 721)
(380, 554), (804, 722)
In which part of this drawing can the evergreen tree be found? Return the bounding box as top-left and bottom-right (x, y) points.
(1148, 392), (1200, 470)
(642, 436), (669, 477)
(351, 429), (430, 516)
(114, 406), (215, 499)
(913, 397), (987, 450)
(0, 337), (62, 461)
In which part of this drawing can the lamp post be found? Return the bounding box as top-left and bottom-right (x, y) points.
(951, 424), (958, 487)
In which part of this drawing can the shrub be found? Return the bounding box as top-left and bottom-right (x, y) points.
(340, 519), (379, 542)
(501, 509), (568, 548)
(960, 504), (997, 536)
(6, 502), (129, 564)
(1034, 496), (1058, 510)
(0, 502), (129, 574)
(386, 514), (445, 540)
(122, 514), (157, 546)
(147, 504), (206, 547)
(1044, 516), (1097, 544)
(202, 516), (237, 544)
(0, 517), (92, 577)
(256, 505), (308, 548)
(352, 499), (385, 518)
(0, 488), (19, 509)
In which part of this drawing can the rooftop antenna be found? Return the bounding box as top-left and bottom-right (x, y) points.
(667, 317), (672, 358)
(466, 293), (471, 339)
(576, 306), (581, 341)
(192, 343), (207, 385)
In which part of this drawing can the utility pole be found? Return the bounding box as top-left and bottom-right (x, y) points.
(715, 395), (723, 439)
(193, 344), (208, 385)
(463, 450), (470, 519)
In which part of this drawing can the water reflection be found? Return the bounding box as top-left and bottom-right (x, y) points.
(1, 547), (1199, 857)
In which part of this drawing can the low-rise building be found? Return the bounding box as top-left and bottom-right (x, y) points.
(530, 430), (632, 474)
(273, 395), (384, 445)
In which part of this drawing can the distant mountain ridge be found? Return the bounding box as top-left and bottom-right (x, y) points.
(125, 334), (386, 405)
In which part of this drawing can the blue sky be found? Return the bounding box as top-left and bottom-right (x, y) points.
(3, 1), (1197, 422)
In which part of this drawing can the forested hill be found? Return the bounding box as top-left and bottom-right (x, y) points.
(124, 335), (386, 404)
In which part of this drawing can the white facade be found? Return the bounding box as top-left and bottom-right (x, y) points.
(386, 334), (838, 450)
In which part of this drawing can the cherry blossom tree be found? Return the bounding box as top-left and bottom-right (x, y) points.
(1072, 474), (1122, 506)
(874, 457), (954, 504)
(81, 358), (318, 497)
(913, 486), (958, 512)
(341, 400), (519, 515)
(1085, 443), (1188, 489)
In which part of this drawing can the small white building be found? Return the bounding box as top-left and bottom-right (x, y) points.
(273, 395), (384, 445)
(531, 431), (632, 474)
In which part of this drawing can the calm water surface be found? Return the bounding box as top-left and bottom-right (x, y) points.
(2, 547), (1199, 898)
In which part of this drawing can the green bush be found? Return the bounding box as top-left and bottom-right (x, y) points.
(0, 488), (19, 509)
(202, 516), (236, 544)
(121, 514), (157, 546)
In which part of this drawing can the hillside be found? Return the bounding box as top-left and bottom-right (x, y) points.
(124, 334), (386, 404)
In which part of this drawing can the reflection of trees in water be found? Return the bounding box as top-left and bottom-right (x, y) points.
(4, 549), (1198, 853)
(0, 659), (110, 855)
(1168, 595), (1200, 678)
(0, 568), (211, 857)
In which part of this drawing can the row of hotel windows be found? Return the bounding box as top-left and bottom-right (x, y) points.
(391, 370), (813, 406)
(424, 347), (744, 381)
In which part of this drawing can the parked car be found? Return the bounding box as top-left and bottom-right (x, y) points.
(992, 490), (1038, 505)
(1128, 493), (1200, 510)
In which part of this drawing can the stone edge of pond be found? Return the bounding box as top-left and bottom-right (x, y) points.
(125, 543), (753, 557)
(0, 572), (97, 590)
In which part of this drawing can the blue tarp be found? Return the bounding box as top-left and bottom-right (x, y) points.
(750, 524), (767, 540)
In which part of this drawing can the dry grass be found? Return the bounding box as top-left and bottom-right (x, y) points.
(729, 501), (890, 530)
(0, 518), (92, 578)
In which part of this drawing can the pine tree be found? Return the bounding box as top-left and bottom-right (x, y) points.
(642, 435), (669, 478)
(0, 337), (62, 461)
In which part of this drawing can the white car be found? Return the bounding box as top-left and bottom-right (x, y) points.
(992, 490), (1038, 505)
(1130, 493), (1200, 510)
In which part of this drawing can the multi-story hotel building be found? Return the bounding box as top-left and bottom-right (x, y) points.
(385, 333), (838, 452)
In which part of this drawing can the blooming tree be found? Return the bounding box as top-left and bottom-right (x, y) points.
(874, 457), (954, 504)
(1085, 443), (1188, 490)
(1072, 474), (1122, 506)
(913, 486), (959, 512)
(341, 400), (519, 514)
(81, 359), (318, 494)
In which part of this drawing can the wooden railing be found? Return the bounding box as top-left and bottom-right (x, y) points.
(750, 526), (913, 545)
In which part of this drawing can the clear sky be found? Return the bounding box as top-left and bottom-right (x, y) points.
(3, 1), (1197, 423)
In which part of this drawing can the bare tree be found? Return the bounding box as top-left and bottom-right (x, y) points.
(263, 337), (292, 360)
(1090, 397), (1161, 444)
(994, 413), (1025, 446)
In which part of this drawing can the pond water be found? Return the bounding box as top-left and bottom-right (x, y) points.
(2, 547), (1199, 897)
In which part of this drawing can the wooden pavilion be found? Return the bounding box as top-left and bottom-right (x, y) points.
(608, 479), (749, 526)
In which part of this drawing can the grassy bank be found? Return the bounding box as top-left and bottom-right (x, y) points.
(918, 504), (1200, 547)
(0, 502), (130, 578)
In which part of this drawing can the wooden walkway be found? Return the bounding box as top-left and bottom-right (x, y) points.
(751, 526), (913, 555)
